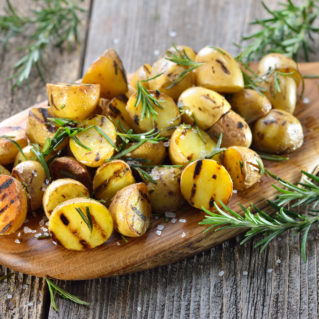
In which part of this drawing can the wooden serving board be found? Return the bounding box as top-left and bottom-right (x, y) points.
(0, 63), (319, 280)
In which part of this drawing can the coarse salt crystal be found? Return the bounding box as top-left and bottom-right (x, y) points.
(52, 241), (57, 246)
(171, 218), (177, 224)
(181, 232), (186, 238)
(24, 302), (33, 308)
(303, 97), (310, 104)
(155, 230), (162, 236)
(218, 271), (224, 277)
(23, 226), (32, 234)
(276, 259), (281, 264)
(179, 218), (186, 223)
(7, 294), (12, 299)
(39, 219), (45, 226)
(41, 227), (48, 232)
(14, 239), (21, 244)
(169, 31), (177, 37)
(165, 212), (176, 218)
(242, 271), (248, 276)
(137, 306), (142, 312)
(116, 242), (121, 246)
(163, 141), (170, 147)
(45, 221), (49, 227)
(157, 224), (165, 231)
(233, 189), (238, 194)
(17, 232), (21, 237)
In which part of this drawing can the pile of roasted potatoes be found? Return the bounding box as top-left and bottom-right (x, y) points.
(0, 46), (304, 250)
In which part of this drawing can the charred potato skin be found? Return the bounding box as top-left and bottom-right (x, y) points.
(0, 175), (28, 235)
(109, 183), (151, 237)
(207, 110), (252, 148)
(178, 86), (231, 130)
(229, 89), (272, 124)
(82, 48), (128, 99)
(222, 146), (262, 190)
(253, 109), (304, 154)
(146, 167), (184, 213)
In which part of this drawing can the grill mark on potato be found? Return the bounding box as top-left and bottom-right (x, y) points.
(143, 65), (151, 76)
(216, 59), (230, 74)
(133, 115), (139, 125)
(109, 104), (121, 116)
(200, 94), (217, 104)
(119, 64), (128, 85)
(79, 239), (91, 249)
(0, 204), (9, 215)
(29, 110), (46, 124)
(209, 197), (215, 208)
(113, 60), (118, 75)
(138, 190), (150, 204)
(95, 153), (101, 162)
(0, 178), (13, 193)
(117, 94), (128, 103)
(193, 160), (203, 179)
(100, 116), (105, 126)
(40, 108), (56, 132)
(131, 205), (146, 221)
(50, 231), (62, 246)
(155, 90), (160, 99)
(95, 167), (127, 193)
(190, 183), (197, 204)
(0, 221), (12, 234)
(90, 214), (107, 239)
(50, 94), (59, 110)
(263, 119), (277, 125)
(60, 213), (69, 226)
(0, 193), (8, 201)
(212, 174), (217, 179)
(237, 121), (244, 129)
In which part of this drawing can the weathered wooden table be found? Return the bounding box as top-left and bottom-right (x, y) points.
(1, 0), (319, 318)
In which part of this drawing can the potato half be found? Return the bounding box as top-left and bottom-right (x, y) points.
(49, 197), (113, 251)
(180, 159), (233, 210)
(0, 165), (10, 176)
(130, 64), (152, 90)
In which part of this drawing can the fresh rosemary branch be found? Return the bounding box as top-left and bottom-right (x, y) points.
(206, 133), (226, 159)
(75, 206), (93, 233)
(134, 166), (157, 184)
(237, 0), (319, 62)
(45, 277), (89, 312)
(31, 144), (51, 179)
(258, 153), (289, 162)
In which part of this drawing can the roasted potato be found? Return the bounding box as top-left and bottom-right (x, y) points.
(43, 178), (90, 218)
(180, 159), (233, 210)
(253, 109), (304, 154)
(146, 166), (184, 212)
(49, 156), (92, 190)
(109, 183), (151, 237)
(47, 83), (100, 120)
(258, 53), (301, 86)
(130, 64), (152, 90)
(12, 160), (46, 211)
(0, 165), (10, 176)
(178, 86), (231, 130)
(0, 175), (28, 235)
(207, 111), (252, 148)
(169, 125), (220, 165)
(222, 146), (262, 190)
(49, 197), (113, 251)
(124, 141), (166, 165)
(0, 126), (28, 165)
(69, 115), (117, 167)
(126, 90), (181, 136)
(93, 160), (135, 205)
(194, 47), (244, 93)
(148, 45), (196, 100)
(82, 48), (128, 99)
(229, 89), (272, 123)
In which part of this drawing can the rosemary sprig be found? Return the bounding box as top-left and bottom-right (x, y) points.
(133, 166), (157, 184)
(206, 133), (226, 159)
(45, 277), (89, 312)
(31, 144), (50, 179)
(258, 153), (289, 162)
(0, 135), (27, 160)
(237, 0), (319, 62)
(75, 207), (93, 233)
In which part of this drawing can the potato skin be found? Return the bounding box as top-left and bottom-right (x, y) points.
(12, 160), (46, 211)
(178, 86), (231, 130)
(146, 167), (184, 213)
(222, 146), (262, 190)
(82, 48), (128, 99)
(207, 110), (252, 148)
(0, 126), (28, 165)
(194, 47), (244, 93)
(229, 89), (272, 123)
(0, 175), (28, 235)
(49, 197), (113, 251)
(253, 109), (304, 154)
(47, 83), (100, 120)
(0, 165), (10, 176)
(43, 179), (90, 218)
(180, 159), (233, 210)
(109, 183), (151, 237)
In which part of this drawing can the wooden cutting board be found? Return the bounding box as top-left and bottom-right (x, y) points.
(0, 63), (319, 280)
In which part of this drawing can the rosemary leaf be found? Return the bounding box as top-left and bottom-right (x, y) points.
(31, 144), (50, 179)
(75, 207), (93, 233)
(258, 153), (289, 162)
(0, 135), (27, 160)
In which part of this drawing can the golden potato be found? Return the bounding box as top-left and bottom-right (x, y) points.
(109, 183), (151, 237)
(126, 90), (181, 136)
(0, 126), (28, 165)
(258, 53), (301, 86)
(146, 166), (184, 212)
(130, 64), (152, 90)
(47, 83), (100, 120)
(12, 161), (46, 211)
(222, 146), (262, 190)
(43, 179), (90, 218)
(0, 175), (28, 235)
(49, 198), (113, 251)
(169, 125), (220, 165)
(0, 165), (10, 176)
(180, 159), (233, 210)
(229, 89), (272, 123)
(69, 115), (117, 167)
(194, 47), (244, 93)
(93, 160), (135, 205)
(178, 86), (231, 130)
(82, 48), (128, 99)
(253, 109), (304, 154)
(207, 111), (252, 148)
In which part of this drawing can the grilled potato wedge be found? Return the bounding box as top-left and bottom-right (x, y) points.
(126, 91), (181, 136)
(130, 64), (152, 90)
(82, 48), (128, 99)
(207, 111), (252, 148)
(69, 115), (117, 167)
(47, 83), (100, 120)
(49, 156), (92, 191)
(222, 146), (262, 190)
(0, 165), (10, 176)
(178, 86), (231, 130)
(49, 197), (113, 251)
(0, 175), (28, 235)
(146, 166), (184, 212)
(180, 159), (233, 210)
(169, 125), (220, 165)
(109, 183), (151, 237)
(0, 126), (28, 165)
(93, 160), (135, 205)
(43, 178), (90, 218)
(194, 47), (244, 93)
(12, 161), (46, 211)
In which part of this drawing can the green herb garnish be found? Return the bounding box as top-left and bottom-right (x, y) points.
(75, 206), (93, 233)
(258, 153), (289, 162)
